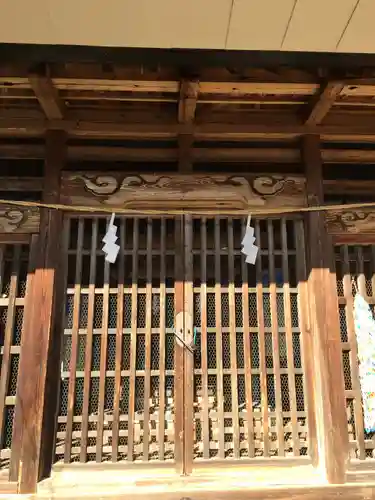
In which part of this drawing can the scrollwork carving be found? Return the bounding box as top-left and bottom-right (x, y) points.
(252, 176), (296, 197)
(71, 174), (121, 196)
(0, 208), (26, 233)
(62, 173), (306, 212)
(326, 210), (375, 234)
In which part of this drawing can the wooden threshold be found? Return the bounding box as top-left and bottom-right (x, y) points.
(36, 463), (375, 500)
(33, 484), (375, 500)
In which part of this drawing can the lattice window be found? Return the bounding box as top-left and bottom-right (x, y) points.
(0, 244), (30, 470)
(335, 244), (375, 460)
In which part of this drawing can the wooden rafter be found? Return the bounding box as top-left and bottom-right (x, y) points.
(178, 80), (199, 172)
(28, 73), (66, 120)
(305, 82), (344, 126)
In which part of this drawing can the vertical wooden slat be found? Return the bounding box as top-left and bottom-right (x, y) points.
(371, 247), (375, 298)
(112, 217), (125, 462)
(174, 215), (185, 474)
(96, 220), (110, 462)
(80, 218), (98, 463)
(127, 218), (139, 462)
(142, 218), (152, 461)
(281, 218), (299, 455)
(342, 245), (365, 460)
(184, 215), (194, 473)
(10, 235), (39, 480)
(200, 217), (210, 459)
(356, 247), (366, 297)
(0, 245), (4, 299)
(0, 245), (21, 445)
(158, 218), (166, 460)
(214, 218), (225, 459)
(303, 134), (348, 484)
(255, 219), (270, 457)
(241, 218), (254, 458)
(228, 218), (240, 458)
(268, 219), (284, 456)
(295, 219), (317, 465)
(65, 218), (84, 463)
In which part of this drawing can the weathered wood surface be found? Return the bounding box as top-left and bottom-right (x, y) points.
(15, 130), (66, 494)
(9, 235), (39, 481)
(0, 205), (39, 233)
(326, 210), (375, 235)
(61, 485), (375, 500)
(60, 173), (307, 213)
(303, 135), (348, 484)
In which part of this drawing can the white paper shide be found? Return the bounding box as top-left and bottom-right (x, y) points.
(241, 216), (259, 265)
(102, 213), (120, 263)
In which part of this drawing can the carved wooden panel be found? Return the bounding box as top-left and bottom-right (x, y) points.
(60, 173), (307, 213)
(326, 210), (375, 235)
(0, 206), (39, 234)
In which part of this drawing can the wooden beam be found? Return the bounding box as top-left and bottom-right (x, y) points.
(6, 118), (375, 140)
(28, 74), (66, 120)
(0, 175), (374, 200)
(302, 135), (348, 484)
(5, 142), (375, 164)
(178, 80), (199, 124)
(178, 80), (199, 172)
(15, 130), (66, 493)
(305, 82), (344, 126)
(178, 134), (194, 172)
(324, 179), (375, 196)
(0, 177), (43, 191)
(0, 144), (300, 162)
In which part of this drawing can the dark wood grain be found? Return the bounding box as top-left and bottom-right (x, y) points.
(303, 134), (348, 484)
(174, 215), (185, 474)
(183, 215), (194, 474)
(16, 130), (66, 493)
(64, 218), (83, 463)
(214, 218), (225, 459)
(268, 219), (284, 456)
(112, 217), (125, 462)
(80, 218), (98, 463)
(9, 235), (39, 481)
(255, 219), (270, 457)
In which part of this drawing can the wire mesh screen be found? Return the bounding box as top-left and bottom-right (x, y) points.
(0, 243), (30, 470)
(55, 216), (177, 464)
(335, 244), (375, 460)
(191, 217), (309, 460)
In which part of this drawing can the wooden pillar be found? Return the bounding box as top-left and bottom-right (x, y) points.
(9, 234), (39, 482)
(302, 134), (348, 484)
(13, 130), (66, 493)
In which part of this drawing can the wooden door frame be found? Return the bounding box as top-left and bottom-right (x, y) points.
(175, 214), (197, 476)
(174, 215), (186, 474)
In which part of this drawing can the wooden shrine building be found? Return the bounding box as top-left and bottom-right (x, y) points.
(1, 46), (375, 499)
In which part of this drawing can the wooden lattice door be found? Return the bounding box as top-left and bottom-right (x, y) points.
(56, 215), (185, 467)
(185, 216), (312, 467)
(55, 214), (312, 473)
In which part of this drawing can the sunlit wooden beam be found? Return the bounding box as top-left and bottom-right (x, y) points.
(29, 74), (66, 120)
(3, 118), (375, 140)
(305, 82), (344, 126)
